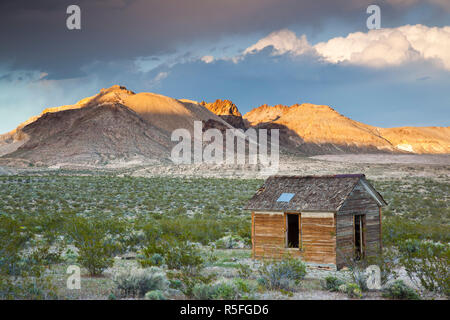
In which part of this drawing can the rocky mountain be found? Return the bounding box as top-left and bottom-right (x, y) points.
(243, 103), (450, 155)
(200, 99), (246, 129)
(1, 86), (448, 166)
(0, 85), (232, 165)
(5, 102), (171, 164)
(379, 127), (450, 154)
(243, 104), (290, 127)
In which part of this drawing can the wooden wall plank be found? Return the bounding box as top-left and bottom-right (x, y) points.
(252, 212), (337, 265)
(335, 181), (382, 268)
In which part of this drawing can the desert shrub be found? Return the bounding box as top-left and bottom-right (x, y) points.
(323, 276), (345, 292)
(140, 238), (204, 271)
(382, 280), (420, 300)
(67, 226), (114, 275)
(383, 217), (450, 245)
(0, 216), (58, 299)
(165, 240), (203, 270)
(340, 283), (363, 299)
(62, 248), (78, 263)
(149, 253), (165, 267)
(139, 216), (249, 247)
(214, 281), (240, 299)
(233, 278), (256, 299)
(233, 220), (252, 246)
(192, 283), (218, 300)
(0, 215), (35, 276)
(398, 240), (449, 296)
(178, 217), (249, 246)
(373, 179), (449, 226)
(114, 267), (168, 298)
(181, 219), (227, 245)
(168, 269), (217, 298)
(145, 290), (166, 300)
(65, 217), (120, 275)
(366, 247), (399, 287)
(192, 281), (240, 300)
(347, 264), (369, 292)
(337, 251), (370, 292)
(258, 257), (307, 291)
(237, 263), (252, 279)
(76, 245), (115, 276)
(169, 279), (183, 290)
(0, 275), (57, 300)
(337, 247), (400, 291)
(203, 246), (218, 266)
(215, 235), (246, 249)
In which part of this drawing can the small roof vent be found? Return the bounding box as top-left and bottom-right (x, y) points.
(277, 193), (295, 202)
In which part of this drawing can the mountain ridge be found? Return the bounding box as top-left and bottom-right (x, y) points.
(1, 85), (448, 166)
(200, 99), (246, 129)
(242, 103), (450, 155)
(0, 85), (232, 164)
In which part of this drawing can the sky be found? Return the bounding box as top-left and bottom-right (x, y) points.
(0, 0), (449, 133)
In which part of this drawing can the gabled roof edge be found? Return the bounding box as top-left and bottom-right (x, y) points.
(335, 176), (364, 211)
(359, 177), (388, 206)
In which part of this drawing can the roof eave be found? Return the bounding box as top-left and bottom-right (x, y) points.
(245, 208), (338, 213)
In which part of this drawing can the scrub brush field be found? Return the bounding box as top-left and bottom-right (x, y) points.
(0, 174), (448, 299)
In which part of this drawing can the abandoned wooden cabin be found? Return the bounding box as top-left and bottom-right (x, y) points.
(245, 174), (387, 269)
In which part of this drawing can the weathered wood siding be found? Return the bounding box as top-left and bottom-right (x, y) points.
(253, 212), (286, 259)
(252, 212), (336, 265)
(336, 181), (381, 269)
(301, 214), (336, 265)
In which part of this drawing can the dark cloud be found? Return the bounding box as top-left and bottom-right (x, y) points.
(1, 46), (449, 133)
(1, 0), (448, 79)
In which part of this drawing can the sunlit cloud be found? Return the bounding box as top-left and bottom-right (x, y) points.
(242, 25), (450, 71)
(244, 30), (312, 56)
(201, 56), (215, 64)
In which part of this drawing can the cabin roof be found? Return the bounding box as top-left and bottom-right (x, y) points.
(244, 174), (386, 212)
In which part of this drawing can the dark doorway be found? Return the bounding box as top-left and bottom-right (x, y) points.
(354, 215), (365, 260)
(287, 214), (299, 248)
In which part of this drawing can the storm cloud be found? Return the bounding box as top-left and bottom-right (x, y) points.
(1, 0), (449, 78)
(0, 0), (449, 133)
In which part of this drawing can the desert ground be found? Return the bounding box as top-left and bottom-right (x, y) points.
(0, 154), (448, 300)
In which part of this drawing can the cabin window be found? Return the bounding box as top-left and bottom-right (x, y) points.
(286, 214), (300, 248)
(354, 214), (365, 260)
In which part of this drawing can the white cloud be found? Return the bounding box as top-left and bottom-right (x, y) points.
(201, 55), (214, 63)
(152, 71), (169, 85)
(243, 25), (450, 70)
(155, 71), (168, 81)
(315, 25), (450, 69)
(244, 29), (312, 56)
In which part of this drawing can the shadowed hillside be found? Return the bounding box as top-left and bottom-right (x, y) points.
(243, 103), (450, 155)
(1, 85), (448, 166)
